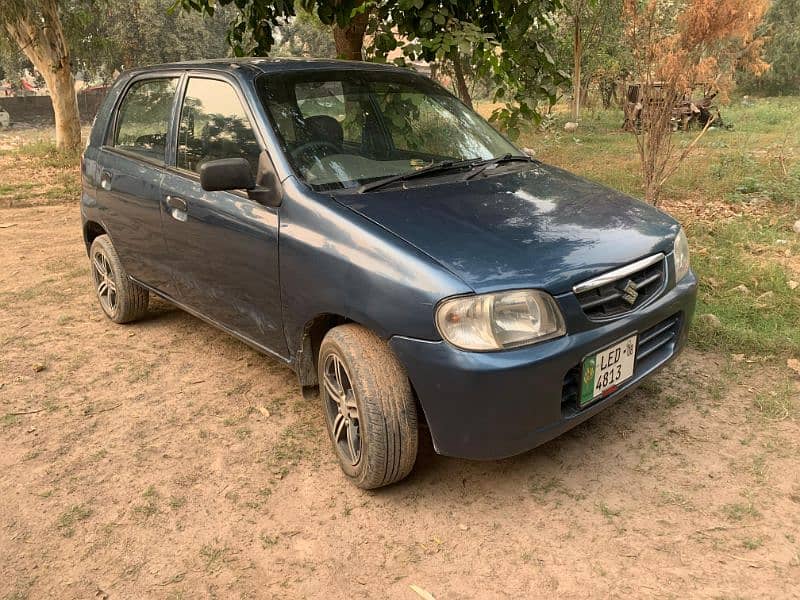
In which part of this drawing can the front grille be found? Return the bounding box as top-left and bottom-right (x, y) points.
(560, 313), (681, 417)
(575, 256), (666, 320)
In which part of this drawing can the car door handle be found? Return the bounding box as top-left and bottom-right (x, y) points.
(100, 170), (112, 191)
(165, 195), (187, 211)
(165, 195), (188, 222)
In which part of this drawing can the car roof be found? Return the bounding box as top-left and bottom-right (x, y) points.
(125, 57), (409, 77)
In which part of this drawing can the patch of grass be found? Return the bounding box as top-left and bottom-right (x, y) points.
(0, 280), (69, 306)
(742, 536), (764, 550)
(169, 496), (187, 510)
(639, 378), (663, 397)
(132, 485), (160, 520)
(689, 216), (800, 356)
(260, 533), (278, 548)
(597, 502), (621, 522)
(729, 97), (800, 134)
(659, 490), (694, 511)
(245, 486), (273, 511)
(90, 449), (108, 462)
(269, 422), (317, 466)
(56, 314), (74, 326)
(527, 475), (564, 503)
(0, 140), (80, 208)
(750, 455), (767, 484)
(126, 362), (155, 384)
(57, 504), (92, 537)
(2, 414), (20, 428)
(199, 541), (231, 572)
(1, 140), (80, 169)
(0, 181), (35, 195)
(722, 500), (761, 522)
(225, 380), (252, 398)
(753, 382), (796, 421)
(706, 142), (800, 206)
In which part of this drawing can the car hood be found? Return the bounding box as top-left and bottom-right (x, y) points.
(333, 163), (680, 295)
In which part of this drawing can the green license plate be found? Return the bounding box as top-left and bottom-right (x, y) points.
(579, 334), (638, 407)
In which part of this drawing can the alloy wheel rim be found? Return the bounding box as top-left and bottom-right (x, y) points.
(322, 353), (362, 466)
(92, 250), (117, 315)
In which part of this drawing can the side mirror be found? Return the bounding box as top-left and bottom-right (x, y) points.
(246, 150), (283, 208)
(199, 158), (254, 192)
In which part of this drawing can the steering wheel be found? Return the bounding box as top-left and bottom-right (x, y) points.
(291, 140), (341, 164)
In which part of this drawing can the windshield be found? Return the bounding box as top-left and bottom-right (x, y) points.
(257, 71), (523, 191)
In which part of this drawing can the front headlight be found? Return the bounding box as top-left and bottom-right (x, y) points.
(435, 289), (566, 351)
(674, 228), (690, 282)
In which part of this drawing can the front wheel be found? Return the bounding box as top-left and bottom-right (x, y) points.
(318, 324), (418, 489)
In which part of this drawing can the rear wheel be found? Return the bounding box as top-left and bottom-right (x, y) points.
(318, 324), (418, 489)
(89, 234), (149, 324)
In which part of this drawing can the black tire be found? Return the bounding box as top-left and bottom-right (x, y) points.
(318, 324), (418, 489)
(89, 234), (149, 324)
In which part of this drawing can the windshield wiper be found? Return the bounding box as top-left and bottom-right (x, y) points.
(463, 154), (534, 181)
(358, 159), (478, 193)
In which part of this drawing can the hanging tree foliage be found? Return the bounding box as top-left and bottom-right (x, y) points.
(176, 0), (568, 136)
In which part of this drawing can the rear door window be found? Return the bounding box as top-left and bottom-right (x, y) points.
(114, 78), (178, 163)
(176, 78), (261, 175)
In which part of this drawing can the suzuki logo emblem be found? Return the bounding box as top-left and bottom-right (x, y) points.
(621, 280), (639, 305)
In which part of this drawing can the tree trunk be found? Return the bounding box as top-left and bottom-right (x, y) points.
(451, 55), (473, 108)
(44, 62), (81, 150)
(2, 0), (81, 150)
(572, 9), (582, 121)
(332, 4), (368, 61)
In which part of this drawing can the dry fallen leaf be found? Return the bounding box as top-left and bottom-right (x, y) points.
(257, 405), (271, 418)
(729, 284), (750, 295)
(732, 354), (745, 362)
(788, 359), (800, 376)
(788, 280), (799, 290)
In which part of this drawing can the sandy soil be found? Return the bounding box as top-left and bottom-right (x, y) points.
(1, 203), (799, 599)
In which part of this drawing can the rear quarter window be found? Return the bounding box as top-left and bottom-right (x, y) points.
(114, 78), (178, 163)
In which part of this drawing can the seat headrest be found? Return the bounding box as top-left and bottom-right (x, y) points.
(303, 115), (343, 148)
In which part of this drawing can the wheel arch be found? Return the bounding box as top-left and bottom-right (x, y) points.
(295, 314), (430, 437)
(83, 220), (108, 254)
(295, 313), (351, 389)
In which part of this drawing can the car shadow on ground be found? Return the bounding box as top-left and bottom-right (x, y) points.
(130, 293), (677, 497)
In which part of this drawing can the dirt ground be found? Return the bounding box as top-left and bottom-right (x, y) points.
(1, 206), (800, 598)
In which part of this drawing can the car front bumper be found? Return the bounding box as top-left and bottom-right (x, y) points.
(389, 271), (698, 460)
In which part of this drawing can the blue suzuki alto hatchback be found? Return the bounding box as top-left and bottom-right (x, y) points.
(81, 58), (697, 488)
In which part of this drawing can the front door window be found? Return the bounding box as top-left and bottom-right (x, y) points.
(176, 78), (261, 175)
